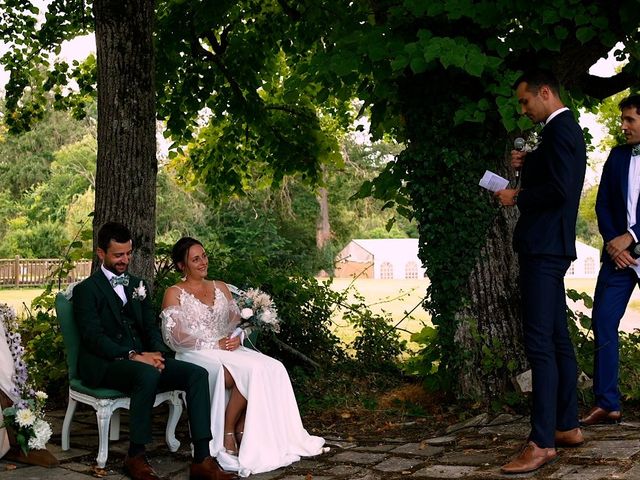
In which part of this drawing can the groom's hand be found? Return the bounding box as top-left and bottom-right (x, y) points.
(134, 351), (165, 371)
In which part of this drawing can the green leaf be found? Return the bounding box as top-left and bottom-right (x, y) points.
(576, 27), (596, 44)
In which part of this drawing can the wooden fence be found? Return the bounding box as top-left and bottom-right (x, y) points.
(0, 257), (92, 287)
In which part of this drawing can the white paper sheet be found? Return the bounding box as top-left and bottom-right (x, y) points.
(479, 170), (509, 192)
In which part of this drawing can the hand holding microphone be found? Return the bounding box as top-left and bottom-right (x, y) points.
(512, 137), (526, 185)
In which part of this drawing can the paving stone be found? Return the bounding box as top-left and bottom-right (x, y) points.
(353, 443), (397, 452)
(549, 464), (620, 479)
(390, 442), (444, 457)
(411, 465), (479, 478)
(620, 463), (640, 479)
(58, 462), (122, 478)
(324, 439), (358, 449)
(570, 440), (640, 460)
(328, 451), (387, 465)
(49, 444), (91, 462)
(445, 413), (490, 434)
(350, 473), (383, 480)
(0, 465), (91, 479)
(278, 476), (333, 480)
(373, 456), (424, 472)
(324, 464), (364, 476)
(478, 415), (530, 437)
(243, 469), (281, 479)
(438, 450), (495, 466)
(423, 435), (457, 447)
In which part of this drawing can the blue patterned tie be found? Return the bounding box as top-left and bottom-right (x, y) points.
(110, 274), (130, 287)
(633, 144), (640, 156)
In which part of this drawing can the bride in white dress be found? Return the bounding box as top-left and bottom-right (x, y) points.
(160, 237), (327, 477)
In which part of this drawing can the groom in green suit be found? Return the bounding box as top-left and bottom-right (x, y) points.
(73, 222), (235, 480)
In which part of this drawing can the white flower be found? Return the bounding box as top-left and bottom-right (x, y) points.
(240, 308), (254, 320)
(132, 281), (147, 300)
(15, 408), (36, 427)
(35, 391), (48, 401)
(27, 419), (52, 450)
(260, 309), (277, 324)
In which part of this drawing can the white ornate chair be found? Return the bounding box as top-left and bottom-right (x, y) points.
(55, 292), (183, 468)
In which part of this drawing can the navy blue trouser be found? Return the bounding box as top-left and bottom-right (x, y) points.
(592, 261), (638, 412)
(519, 254), (579, 447)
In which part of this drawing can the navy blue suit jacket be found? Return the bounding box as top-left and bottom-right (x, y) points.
(513, 110), (586, 259)
(595, 144), (638, 267)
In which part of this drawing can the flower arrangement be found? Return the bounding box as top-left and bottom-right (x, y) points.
(0, 303), (52, 454)
(234, 288), (281, 334)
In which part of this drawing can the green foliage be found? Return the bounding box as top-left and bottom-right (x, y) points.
(566, 288), (640, 404)
(341, 291), (406, 373)
(594, 91), (631, 150)
(576, 185), (601, 249)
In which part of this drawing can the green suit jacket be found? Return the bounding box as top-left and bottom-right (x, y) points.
(72, 269), (170, 387)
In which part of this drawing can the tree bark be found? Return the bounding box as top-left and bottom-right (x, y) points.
(93, 0), (157, 281)
(455, 205), (526, 399)
(316, 186), (331, 249)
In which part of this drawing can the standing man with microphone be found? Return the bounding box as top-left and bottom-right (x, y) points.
(581, 94), (640, 426)
(494, 69), (586, 474)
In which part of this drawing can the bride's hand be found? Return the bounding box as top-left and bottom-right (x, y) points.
(219, 336), (241, 351)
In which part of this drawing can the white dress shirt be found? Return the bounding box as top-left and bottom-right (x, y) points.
(101, 264), (128, 304)
(627, 150), (640, 277)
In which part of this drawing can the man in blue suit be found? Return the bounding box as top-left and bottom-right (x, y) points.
(581, 95), (640, 426)
(495, 70), (586, 474)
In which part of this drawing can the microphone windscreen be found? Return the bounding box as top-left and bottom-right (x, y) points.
(514, 137), (526, 150)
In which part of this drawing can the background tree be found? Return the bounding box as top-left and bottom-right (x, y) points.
(4, 0), (640, 403)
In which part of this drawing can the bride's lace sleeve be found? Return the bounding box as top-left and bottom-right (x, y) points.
(161, 305), (221, 352)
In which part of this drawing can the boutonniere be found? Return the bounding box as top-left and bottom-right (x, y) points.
(132, 281), (147, 300)
(523, 130), (541, 152)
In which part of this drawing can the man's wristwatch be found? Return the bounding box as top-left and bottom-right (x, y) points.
(128, 350), (138, 360)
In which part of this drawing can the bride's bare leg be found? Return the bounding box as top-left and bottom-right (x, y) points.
(222, 367), (247, 454)
(235, 412), (246, 445)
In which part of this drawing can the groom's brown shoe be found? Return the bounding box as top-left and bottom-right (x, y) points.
(123, 453), (161, 480)
(501, 441), (557, 474)
(580, 406), (621, 426)
(555, 427), (584, 447)
(190, 456), (238, 480)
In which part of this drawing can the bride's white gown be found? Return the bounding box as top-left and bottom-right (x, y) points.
(0, 314), (18, 458)
(161, 285), (326, 477)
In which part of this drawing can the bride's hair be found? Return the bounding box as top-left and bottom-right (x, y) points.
(171, 237), (204, 272)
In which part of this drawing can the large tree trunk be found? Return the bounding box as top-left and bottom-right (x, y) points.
(454, 206), (526, 398)
(93, 0), (157, 281)
(399, 71), (528, 402)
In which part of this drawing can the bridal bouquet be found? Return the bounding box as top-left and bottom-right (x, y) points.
(0, 303), (52, 454)
(234, 288), (281, 334)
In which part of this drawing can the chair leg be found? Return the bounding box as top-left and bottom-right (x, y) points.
(165, 391), (182, 452)
(95, 403), (113, 469)
(109, 410), (121, 441)
(61, 395), (78, 451)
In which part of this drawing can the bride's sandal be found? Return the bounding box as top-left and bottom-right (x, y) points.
(223, 432), (239, 456)
(235, 431), (244, 446)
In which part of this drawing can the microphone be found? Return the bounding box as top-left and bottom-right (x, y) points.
(513, 137), (525, 183)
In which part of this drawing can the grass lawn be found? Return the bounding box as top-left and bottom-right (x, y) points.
(0, 288), (45, 314)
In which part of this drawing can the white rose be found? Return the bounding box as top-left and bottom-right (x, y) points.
(241, 308), (254, 320)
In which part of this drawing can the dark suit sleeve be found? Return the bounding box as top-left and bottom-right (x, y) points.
(73, 280), (131, 360)
(516, 120), (579, 212)
(595, 151), (620, 243)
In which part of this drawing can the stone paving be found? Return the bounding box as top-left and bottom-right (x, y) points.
(2, 406), (640, 479)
